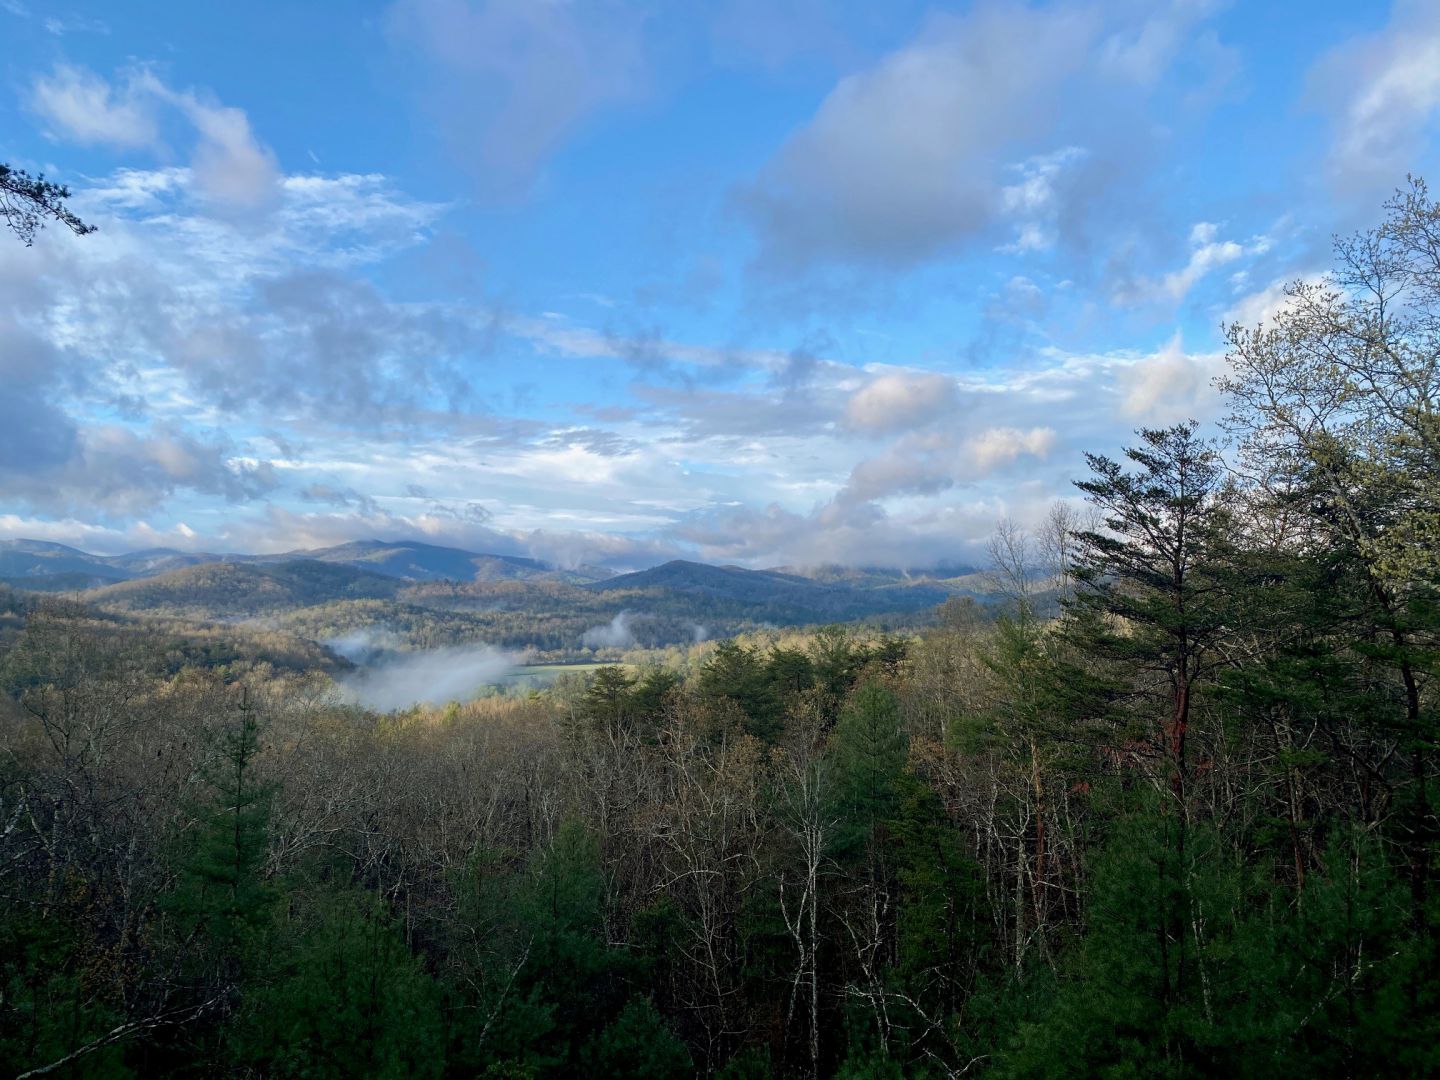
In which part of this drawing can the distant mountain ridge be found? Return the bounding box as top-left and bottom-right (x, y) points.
(2, 542), (1003, 653)
(586, 559), (958, 620)
(85, 560), (403, 618)
(0, 538), (612, 590)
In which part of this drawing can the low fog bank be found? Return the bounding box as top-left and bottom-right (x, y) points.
(325, 628), (523, 711)
(581, 611), (635, 648)
(580, 610), (709, 649)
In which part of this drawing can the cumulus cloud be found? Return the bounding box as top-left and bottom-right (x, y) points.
(675, 496), (1016, 570)
(967, 425), (1058, 472)
(1118, 334), (1223, 425)
(845, 371), (958, 434)
(1224, 271), (1323, 329)
(0, 164), (481, 522)
(1098, 0), (1228, 85)
(1117, 221), (1270, 304)
(0, 422), (277, 519)
(170, 90), (279, 207)
(0, 302), (277, 519)
(840, 425), (1056, 506)
(999, 146), (1088, 252)
(733, 0), (1240, 279)
(9, 170), (464, 433)
(737, 4), (1099, 270)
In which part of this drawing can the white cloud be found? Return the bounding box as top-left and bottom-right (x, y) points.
(737, 4), (1100, 269)
(29, 64), (278, 206)
(841, 424), (1056, 506)
(1224, 271), (1323, 329)
(1118, 333), (1222, 424)
(168, 91), (279, 207)
(735, 2), (1233, 277)
(1120, 221), (1270, 304)
(1312, 0), (1440, 194)
(999, 146), (1087, 252)
(845, 371), (957, 434)
(967, 425), (1058, 472)
(30, 64), (158, 148)
(1098, 0), (1226, 84)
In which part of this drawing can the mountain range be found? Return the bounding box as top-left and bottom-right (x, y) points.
(0, 539), (989, 653)
(0, 538), (609, 591)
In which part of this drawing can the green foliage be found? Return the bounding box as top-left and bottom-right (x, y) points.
(696, 640), (782, 739)
(891, 777), (987, 1016)
(993, 803), (1271, 1079)
(579, 665), (636, 733)
(0, 911), (131, 1079)
(233, 891), (443, 1078)
(165, 701), (276, 975)
(579, 996), (692, 1078)
(1272, 830), (1439, 1075)
(1, 162), (96, 245)
(830, 681), (907, 854)
(449, 822), (646, 1076)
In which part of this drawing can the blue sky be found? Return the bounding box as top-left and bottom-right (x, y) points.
(1, 0), (1437, 569)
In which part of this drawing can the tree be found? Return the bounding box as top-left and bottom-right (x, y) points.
(828, 682), (908, 1058)
(167, 696), (275, 974)
(233, 891), (443, 1079)
(774, 704), (837, 1079)
(1069, 421), (1229, 802)
(580, 996), (692, 1078)
(1222, 177), (1440, 591)
(695, 641), (781, 740)
(1222, 178), (1440, 935)
(579, 666), (636, 736)
(987, 517), (1038, 616)
(992, 802), (1277, 1080)
(1, 164), (95, 246)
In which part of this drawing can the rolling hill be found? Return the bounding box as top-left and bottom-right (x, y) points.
(292, 540), (610, 584)
(587, 559), (955, 621)
(6, 542), (1002, 655)
(0, 538), (612, 589)
(0, 539), (134, 587)
(86, 560), (402, 618)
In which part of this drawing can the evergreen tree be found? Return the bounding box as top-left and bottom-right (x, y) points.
(1069, 422), (1229, 800)
(696, 641), (782, 740)
(579, 666), (636, 735)
(579, 995), (692, 1078)
(830, 682), (907, 856)
(233, 891), (444, 1079)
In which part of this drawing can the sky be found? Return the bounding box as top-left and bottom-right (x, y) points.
(1, 0), (1438, 570)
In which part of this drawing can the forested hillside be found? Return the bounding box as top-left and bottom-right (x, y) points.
(0, 539), (612, 592)
(60, 558), (971, 656)
(0, 189), (1436, 1078)
(86, 561), (405, 618)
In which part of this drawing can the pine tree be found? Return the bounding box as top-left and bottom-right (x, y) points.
(1069, 421), (1229, 802)
(233, 891), (444, 1079)
(167, 694), (275, 980)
